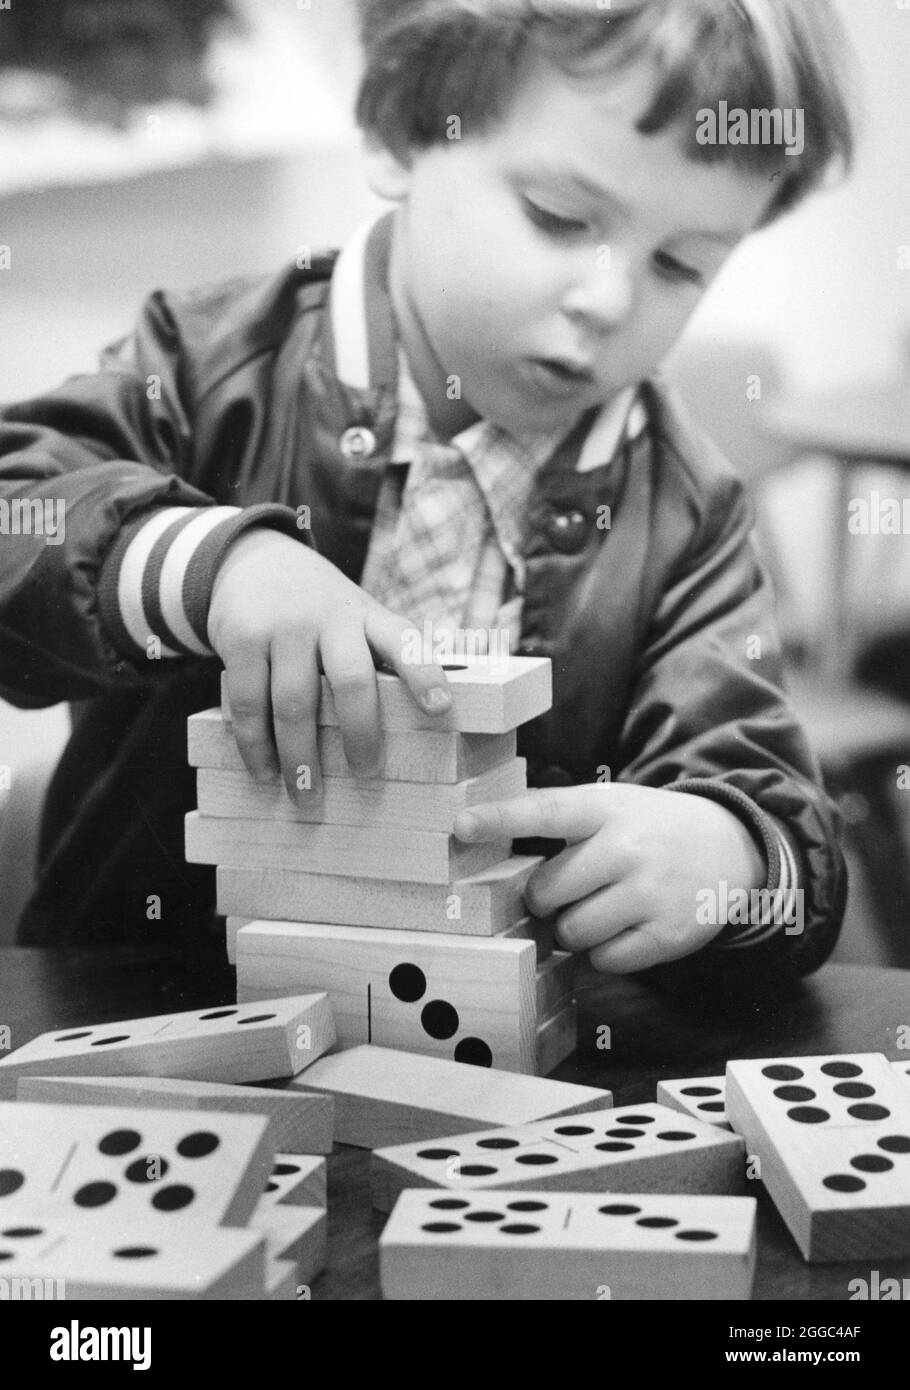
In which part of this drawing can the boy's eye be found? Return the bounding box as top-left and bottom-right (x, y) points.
(522, 198), (589, 237)
(653, 251), (704, 286)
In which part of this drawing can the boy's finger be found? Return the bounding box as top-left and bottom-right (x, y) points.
(224, 647), (277, 783)
(364, 609), (454, 718)
(524, 838), (627, 917)
(454, 785), (613, 845)
(320, 625), (384, 777)
(588, 922), (683, 976)
(553, 882), (644, 951)
(270, 636), (323, 799)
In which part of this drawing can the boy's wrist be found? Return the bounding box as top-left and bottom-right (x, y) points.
(98, 502), (305, 665)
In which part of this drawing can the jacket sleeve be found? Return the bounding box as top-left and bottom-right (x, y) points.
(0, 288), (302, 708)
(613, 461), (846, 981)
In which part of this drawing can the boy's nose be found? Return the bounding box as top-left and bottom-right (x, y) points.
(561, 251), (636, 333)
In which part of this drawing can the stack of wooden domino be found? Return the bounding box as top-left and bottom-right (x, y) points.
(185, 656), (579, 1075)
(0, 993), (336, 1299)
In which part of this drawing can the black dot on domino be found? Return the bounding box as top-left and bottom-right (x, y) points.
(125, 1158), (170, 1184)
(851, 1154), (893, 1173)
(422, 1222), (461, 1234)
(820, 1061), (863, 1078)
(0, 1171), (25, 1199)
(762, 1064), (804, 1081)
(773, 1086), (816, 1102)
(787, 1106), (830, 1124)
(176, 1132), (220, 1159)
(416, 1149), (459, 1161)
(98, 1129), (142, 1157)
(878, 1136), (910, 1154)
(421, 1000), (459, 1040)
(453, 1037), (493, 1066)
(848, 1104), (890, 1121)
(151, 1185), (195, 1212)
(114, 1247), (159, 1259)
(476, 1138), (520, 1150)
(823, 1174), (866, 1193)
(74, 1181), (117, 1208)
(388, 963), (427, 1003)
(464, 1211), (505, 1223)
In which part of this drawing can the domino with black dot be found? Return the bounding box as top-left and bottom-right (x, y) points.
(725, 1052), (910, 1262)
(379, 1189), (757, 1300)
(370, 1102), (744, 1211)
(656, 1075), (731, 1130)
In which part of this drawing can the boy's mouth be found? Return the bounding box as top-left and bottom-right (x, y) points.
(523, 356), (596, 398)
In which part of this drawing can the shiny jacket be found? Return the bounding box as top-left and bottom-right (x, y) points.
(0, 252), (846, 976)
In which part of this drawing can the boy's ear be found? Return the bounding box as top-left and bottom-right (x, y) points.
(362, 132), (413, 202)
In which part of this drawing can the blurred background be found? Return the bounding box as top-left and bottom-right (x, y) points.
(0, 0), (908, 964)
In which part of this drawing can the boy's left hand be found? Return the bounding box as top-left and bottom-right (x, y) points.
(453, 784), (766, 973)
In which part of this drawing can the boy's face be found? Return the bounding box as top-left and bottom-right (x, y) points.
(369, 55), (775, 438)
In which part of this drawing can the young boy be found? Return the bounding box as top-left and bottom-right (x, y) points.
(0, 0), (855, 983)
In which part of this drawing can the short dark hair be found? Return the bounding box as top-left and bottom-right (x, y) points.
(355, 0), (858, 222)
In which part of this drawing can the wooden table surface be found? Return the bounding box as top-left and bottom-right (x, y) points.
(1, 942), (908, 1301)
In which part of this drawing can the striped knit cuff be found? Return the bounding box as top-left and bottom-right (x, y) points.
(664, 779), (801, 949)
(98, 503), (304, 661)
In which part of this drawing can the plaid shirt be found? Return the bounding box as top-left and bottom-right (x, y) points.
(360, 347), (645, 650)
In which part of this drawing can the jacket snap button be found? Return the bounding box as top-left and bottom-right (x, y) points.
(340, 426), (377, 461)
(547, 509), (588, 554)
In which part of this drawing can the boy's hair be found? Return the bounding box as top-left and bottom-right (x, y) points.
(355, 0), (858, 222)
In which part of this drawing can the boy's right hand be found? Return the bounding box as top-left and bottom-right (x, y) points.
(206, 529), (452, 798)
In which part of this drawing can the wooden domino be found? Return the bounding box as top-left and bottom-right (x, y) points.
(217, 857), (543, 937)
(189, 707), (518, 785)
(0, 994), (334, 1098)
(257, 1155), (327, 1209)
(265, 1259), (298, 1301)
(535, 952), (574, 1020)
(500, 915), (556, 963)
(536, 1002), (577, 1076)
(187, 810), (509, 884)
(379, 1189), (757, 1301)
(289, 1045), (611, 1147)
(0, 1219), (267, 1300)
(221, 657), (552, 735)
(225, 911), (554, 968)
(196, 759), (526, 832)
(0, 1100), (276, 1227)
(16, 1075), (334, 1154)
(656, 1076), (731, 1131)
(252, 1205), (327, 1285)
(235, 920), (538, 1073)
(725, 1052), (910, 1261)
(370, 1103), (744, 1211)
